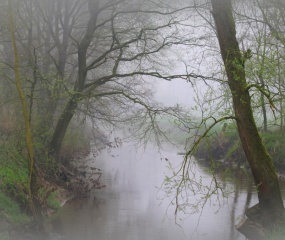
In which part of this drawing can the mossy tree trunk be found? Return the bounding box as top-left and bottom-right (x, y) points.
(48, 0), (100, 160)
(8, 0), (43, 227)
(211, 0), (284, 237)
(48, 95), (79, 159)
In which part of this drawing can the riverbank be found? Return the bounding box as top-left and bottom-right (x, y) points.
(0, 173), (87, 239)
(0, 131), (116, 240)
(194, 129), (285, 172)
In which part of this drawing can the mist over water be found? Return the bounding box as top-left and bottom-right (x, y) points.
(48, 143), (266, 240)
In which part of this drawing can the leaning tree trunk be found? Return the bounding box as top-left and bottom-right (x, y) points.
(210, 0), (284, 238)
(48, 0), (100, 160)
(48, 96), (79, 159)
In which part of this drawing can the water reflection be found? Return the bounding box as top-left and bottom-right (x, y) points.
(49, 144), (283, 240)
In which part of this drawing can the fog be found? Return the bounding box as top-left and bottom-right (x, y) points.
(155, 79), (195, 107)
(3, 0), (284, 240)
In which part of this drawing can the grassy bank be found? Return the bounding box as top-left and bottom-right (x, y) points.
(0, 123), (92, 238)
(0, 192), (30, 240)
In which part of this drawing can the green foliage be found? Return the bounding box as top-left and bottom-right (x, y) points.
(0, 191), (30, 240)
(224, 139), (239, 158)
(38, 188), (61, 210)
(0, 141), (30, 209)
(0, 192), (30, 224)
(46, 192), (61, 210)
(194, 124), (285, 171)
(261, 132), (285, 169)
(194, 123), (245, 163)
(223, 129), (245, 163)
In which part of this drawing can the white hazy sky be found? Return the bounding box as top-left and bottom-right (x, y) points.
(154, 78), (195, 108)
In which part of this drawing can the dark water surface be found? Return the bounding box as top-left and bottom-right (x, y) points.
(48, 144), (285, 240)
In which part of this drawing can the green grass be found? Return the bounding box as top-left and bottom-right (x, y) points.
(0, 192), (30, 224)
(0, 154), (30, 209)
(36, 188), (61, 212)
(46, 191), (61, 210)
(0, 192), (30, 240)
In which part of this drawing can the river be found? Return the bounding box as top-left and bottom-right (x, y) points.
(48, 143), (285, 240)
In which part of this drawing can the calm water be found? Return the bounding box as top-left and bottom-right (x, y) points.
(48, 144), (285, 240)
